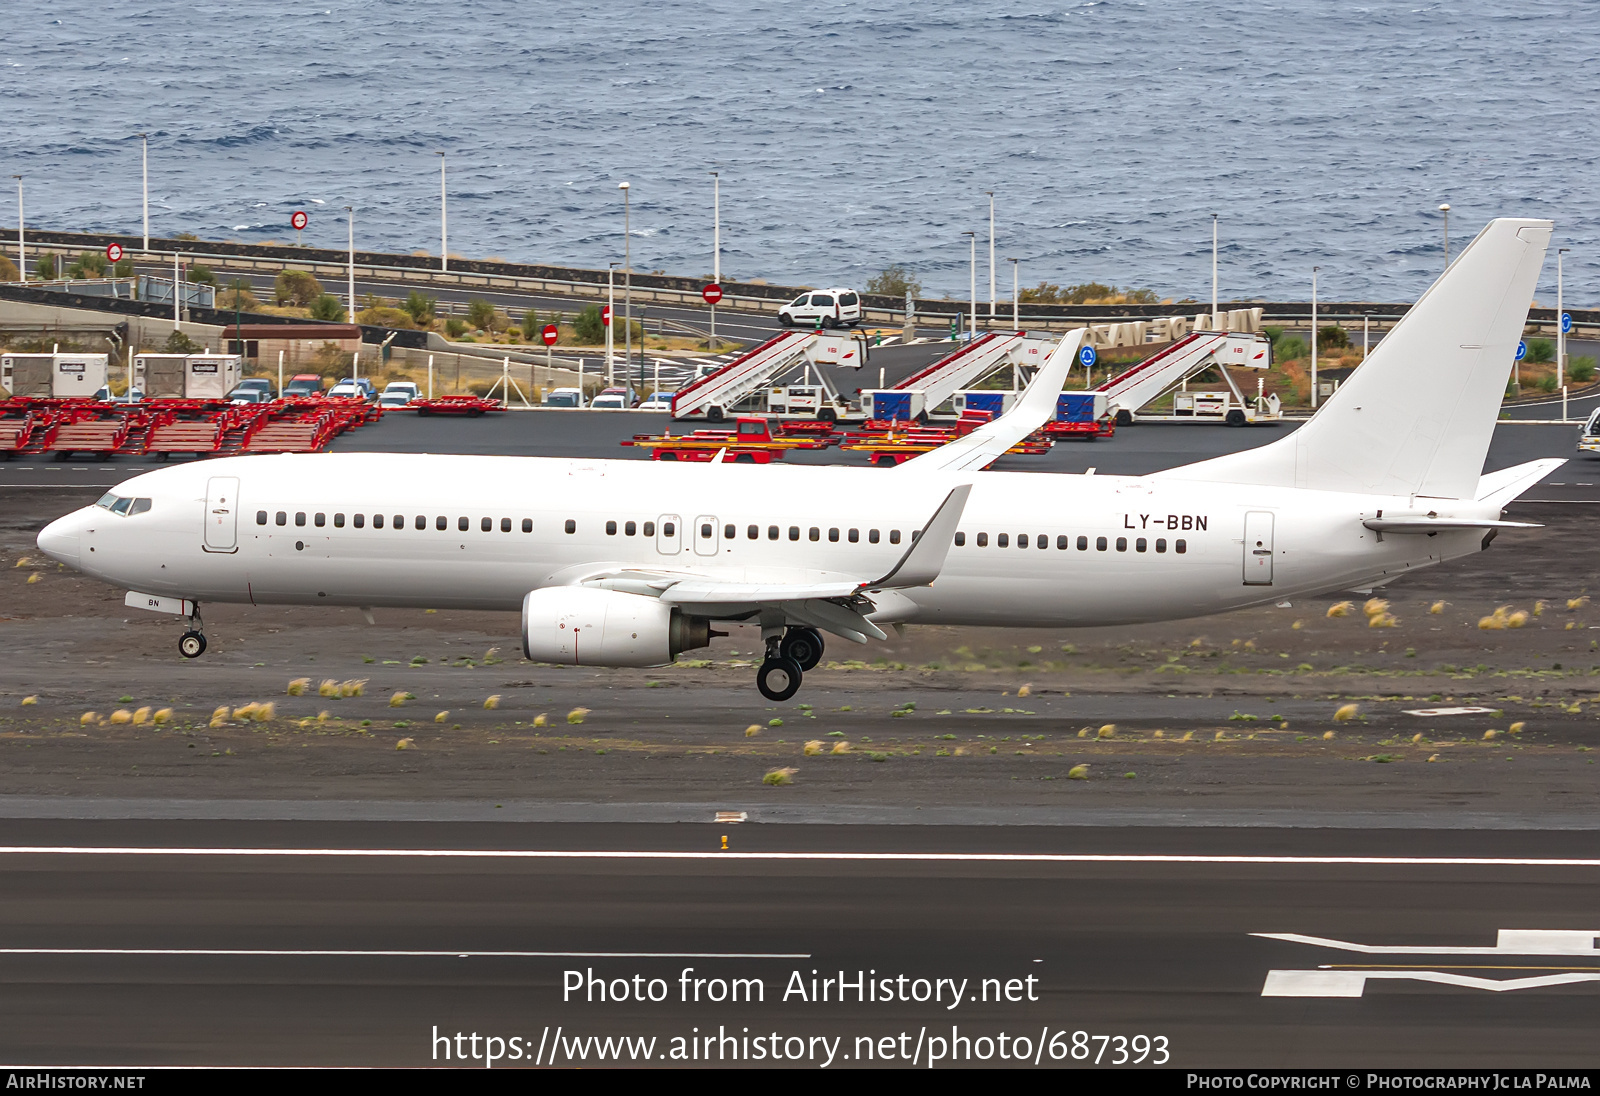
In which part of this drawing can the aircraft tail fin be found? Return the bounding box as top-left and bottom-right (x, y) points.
(1160, 218), (1552, 500)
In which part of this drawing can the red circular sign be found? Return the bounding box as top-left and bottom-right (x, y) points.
(542, 323), (560, 347)
(702, 283), (723, 305)
(290, 211), (308, 231)
(601, 305), (612, 327)
(105, 242), (124, 263)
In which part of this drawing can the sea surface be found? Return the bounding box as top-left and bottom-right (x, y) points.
(2, 1), (1596, 303)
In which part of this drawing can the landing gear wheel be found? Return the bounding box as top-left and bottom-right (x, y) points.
(1224, 408), (1247, 427)
(756, 657), (804, 702)
(178, 631), (207, 659)
(781, 627), (824, 672)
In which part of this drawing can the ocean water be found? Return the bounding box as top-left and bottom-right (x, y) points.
(2, 1), (1596, 303)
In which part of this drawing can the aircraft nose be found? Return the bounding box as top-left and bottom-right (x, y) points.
(37, 512), (82, 569)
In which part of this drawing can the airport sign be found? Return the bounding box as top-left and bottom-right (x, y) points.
(1515, 340), (1527, 361)
(1562, 312), (1572, 334)
(601, 305), (611, 327)
(290, 211), (308, 231)
(542, 323), (560, 346)
(702, 283), (723, 305)
(105, 242), (123, 263)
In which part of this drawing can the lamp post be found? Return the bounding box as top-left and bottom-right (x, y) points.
(438, 152), (448, 274)
(344, 206), (355, 323)
(1558, 247), (1570, 387)
(138, 134), (148, 251)
(1310, 266), (1320, 410)
(1439, 204), (1451, 270)
(11, 176), (21, 280)
(606, 261), (618, 387)
(619, 182), (632, 380)
(1007, 257), (1019, 331)
(987, 191), (996, 322)
(1363, 309), (1373, 360)
(710, 170), (719, 351)
(962, 231), (976, 341)
(1211, 213), (1220, 330)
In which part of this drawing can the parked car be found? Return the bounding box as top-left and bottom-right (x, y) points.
(283, 374), (326, 398)
(543, 387), (584, 408)
(589, 394), (628, 410)
(327, 377), (377, 402)
(778, 287), (862, 328)
(378, 381), (419, 408)
(638, 391), (674, 411)
(234, 377), (276, 399)
(227, 389), (273, 405)
(93, 385), (144, 402)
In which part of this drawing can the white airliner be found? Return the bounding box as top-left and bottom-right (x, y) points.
(36, 218), (1559, 701)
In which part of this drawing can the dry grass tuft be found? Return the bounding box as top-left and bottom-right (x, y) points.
(1214, 730), (1227, 741)
(1097, 724), (1116, 739)
(1509, 721), (1525, 734)
(153, 708), (172, 724)
(1326, 601), (1352, 618)
(79, 712), (98, 725)
(109, 709), (132, 724)
(1427, 753), (1441, 762)
(210, 705), (230, 728)
(1484, 729), (1499, 740)
(745, 724), (761, 737)
(1322, 730), (1336, 740)
(435, 711), (449, 723)
(1291, 620), (1304, 630)
(26, 573), (40, 584)
(1180, 731), (1193, 742)
(254, 702), (274, 722)
(1533, 600), (1547, 616)
(287, 678), (310, 696)
(1506, 610), (1530, 628)
(1363, 598), (1390, 619)
(533, 713), (547, 727)
(1077, 727), (1090, 738)
(483, 695), (501, 710)
(1154, 729), (1165, 739)
(763, 767), (797, 786)
(1430, 600), (1448, 614)
(396, 737), (414, 750)
(318, 679), (339, 697)
(831, 741), (852, 754)
(20, 695), (37, 706)
(1368, 612), (1399, 628)
(1067, 764), (1089, 780)
(1568, 596), (1590, 611)
(566, 707), (589, 724)
(803, 740), (824, 755)
(132, 706), (151, 725)
(1017, 684), (1032, 698)
(1411, 732), (1425, 744)
(317, 710), (330, 724)
(1479, 606), (1513, 630)
(339, 680), (366, 698)
(1334, 703), (1359, 722)
(13, 557), (31, 568)
(233, 703), (258, 721)
(389, 691), (408, 708)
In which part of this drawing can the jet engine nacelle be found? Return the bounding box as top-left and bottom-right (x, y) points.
(521, 587), (712, 667)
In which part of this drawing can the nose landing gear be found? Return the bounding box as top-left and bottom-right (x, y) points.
(755, 626), (825, 701)
(178, 606), (207, 659)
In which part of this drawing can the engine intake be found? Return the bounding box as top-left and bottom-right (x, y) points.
(522, 587), (712, 667)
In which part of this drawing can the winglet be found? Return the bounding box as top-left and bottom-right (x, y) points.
(868, 484), (972, 589)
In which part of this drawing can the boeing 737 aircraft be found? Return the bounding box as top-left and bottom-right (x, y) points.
(35, 218), (1560, 700)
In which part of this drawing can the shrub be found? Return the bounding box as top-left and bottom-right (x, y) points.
(113, 256), (136, 277)
(0, 255), (17, 281)
(34, 254), (57, 280)
(355, 305), (416, 329)
(1317, 325), (1348, 351)
(187, 264), (216, 286)
(1274, 336), (1307, 360)
(574, 304), (605, 344)
(1525, 337), (1555, 363)
(1568, 356), (1597, 384)
(445, 317), (468, 339)
(163, 329), (200, 354)
(1019, 281), (1158, 305)
(466, 298), (496, 330)
(865, 264), (923, 299)
(1537, 372), (1559, 393)
(218, 279), (258, 311)
(274, 269), (323, 306)
(521, 308), (542, 340)
(403, 290), (436, 326)
(310, 342), (353, 374)
(66, 251), (108, 279)
(309, 293), (347, 322)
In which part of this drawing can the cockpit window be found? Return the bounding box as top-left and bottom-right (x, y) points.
(110, 497), (133, 515)
(96, 492), (119, 510)
(95, 493), (151, 516)
(129, 498), (152, 515)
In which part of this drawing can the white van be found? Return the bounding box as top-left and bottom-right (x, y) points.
(778, 287), (862, 329)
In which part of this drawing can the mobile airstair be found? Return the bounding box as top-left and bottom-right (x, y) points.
(669, 330), (866, 421)
(1096, 331), (1273, 425)
(859, 331), (1055, 422)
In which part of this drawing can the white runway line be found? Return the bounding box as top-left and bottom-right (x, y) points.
(0, 847), (1597, 866)
(0, 948), (806, 959)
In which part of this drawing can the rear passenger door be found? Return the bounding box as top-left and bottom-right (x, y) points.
(693, 514), (720, 557)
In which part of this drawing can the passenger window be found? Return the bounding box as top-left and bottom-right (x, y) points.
(889, 530), (901, 544)
(955, 532), (966, 546)
(373, 514), (384, 529)
(809, 527), (820, 541)
(1176, 539), (1187, 554)
(276, 511), (287, 526)
(663, 521), (675, 536)
(606, 521), (618, 536)
(1156, 538), (1167, 553)
(869, 529), (880, 544)
(789, 526), (800, 541)
(768, 526), (779, 540)
(458, 517), (469, 532)
(724, 524), (735, 539)
(997, 533), (1009, 548)
(295, 512), (306, 527)
(1116, 537), (1127, 552)
(840, 292), (858, 305)
(130, 498), (151, 515)
(747, 525), (758, 540)
(628, 521), (639, 536)
(1136, 537), (1147, 552)
(911, 530), (919, 542)
(1077, 536), (1088, 550)
(1057, 535), (1067, 550)
(977, 532), (988, 547)
(393, 515), (403, 530)
(701, 523), (713, 539)
(415, 515), (426, 530)
(334, 514), (345, 528)
(1017, 534), (1028, 548)
(828, 528), (839, 542)
(354, 514), (365, 528)
(481, 517), (492, 532)
(315, 513), (325, 527)
(257, 511), (268, 525)
(1096, 536), (1107, 551)
(565, 520), (576, 534)
(644, 522), (655, 536)
(848, 528), (859, 543)
(813, 294), (835, 306)
(436, 516), (447, 531)
(522, 518), (533, 533)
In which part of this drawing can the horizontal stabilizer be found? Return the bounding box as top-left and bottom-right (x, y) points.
(1474, 458), (1565, 507)
(1362, 516), (1540, 533)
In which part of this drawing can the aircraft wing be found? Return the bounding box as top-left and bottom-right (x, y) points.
(898, 329), (1086, 472)
(571, 485), (972, 644)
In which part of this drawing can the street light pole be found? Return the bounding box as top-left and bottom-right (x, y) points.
(619, 182), (632, 383)
(139, 134), (148, 251)
(710, 170), (719, 351)
(1439, 203), (1451, 270)
(344, 206), (355, 323)
(1008, 258), (1019, 331)
(11, 176), (21, 280)
(1310, 266), (1320, 410)
(606, 261), (617, 387)
(439, 152), (448, 274)
(1211, 213), (1219, 330)
(1558, 247), (1570, 387)
(962, 231), (976, 341)
(987, 191), (995, 321)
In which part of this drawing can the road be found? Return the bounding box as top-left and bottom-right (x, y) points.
(0, 818), (1594, 1068)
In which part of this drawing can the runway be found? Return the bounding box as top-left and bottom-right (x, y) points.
(0, 820), (1593, 1068)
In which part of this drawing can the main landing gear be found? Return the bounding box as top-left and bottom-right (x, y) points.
(178, 606), (207, 659)
(756, 626), (824, 702)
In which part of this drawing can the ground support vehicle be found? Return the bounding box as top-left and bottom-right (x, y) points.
(411, 395), (500, 416)
(860, 331), (1055, 422)
(671, 330), (866, 422)
(239, 399), (378, 454)
(840, 414), (1051, 466)
(1094, 331), (1274, 426)
(621, 417), (831, 463)
(1042, 392), (1116, 441)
